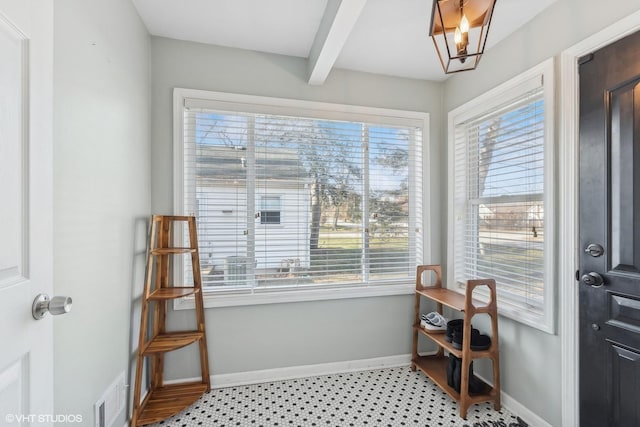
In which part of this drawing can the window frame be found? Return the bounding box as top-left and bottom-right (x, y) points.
(259, 195), (282, 225)
(446, 58), (555, 333)
(172, 88), (430, 309)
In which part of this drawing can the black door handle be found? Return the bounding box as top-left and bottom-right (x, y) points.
(581, 272), (604, 288)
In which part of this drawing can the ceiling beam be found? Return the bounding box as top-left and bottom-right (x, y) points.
(307, 0), (367, 85)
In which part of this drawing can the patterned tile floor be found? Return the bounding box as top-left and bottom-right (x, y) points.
(149, 367), (527, 427)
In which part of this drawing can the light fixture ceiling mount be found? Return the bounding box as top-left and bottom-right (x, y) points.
(429, 0), (497, 74)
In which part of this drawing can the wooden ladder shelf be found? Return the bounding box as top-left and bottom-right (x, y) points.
(131, 215), (210, 426)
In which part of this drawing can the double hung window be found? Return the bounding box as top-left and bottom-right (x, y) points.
(260, 196), (281, 225)
(448, 59), (555, 332)
(174, 90), (427, 305)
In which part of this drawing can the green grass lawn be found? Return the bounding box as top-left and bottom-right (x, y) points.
(318, 235), (407, 250)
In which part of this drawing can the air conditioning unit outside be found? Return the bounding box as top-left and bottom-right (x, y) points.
(224, 255), (249, 285)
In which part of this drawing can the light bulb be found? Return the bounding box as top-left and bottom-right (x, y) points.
(455, 11), (469, 63)
(460, 14), (470, 33)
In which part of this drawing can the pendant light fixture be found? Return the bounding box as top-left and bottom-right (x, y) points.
(429, 0), (497, 74)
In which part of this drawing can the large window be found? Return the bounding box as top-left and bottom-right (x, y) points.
(448, 59), (555, 332)
(174, 89), (427, 306)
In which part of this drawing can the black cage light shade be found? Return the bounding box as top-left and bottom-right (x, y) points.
(429, 0), (497, 74)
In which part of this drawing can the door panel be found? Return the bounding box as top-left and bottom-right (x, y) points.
(0, 1), (53, 424)
(0, 357), (27, 422)
(608, 293), (640, 333)
(0, 7), (27, 289)
(608, 343), (640, 426)
(579, 29), (640, 427)
(609, 80), (640, 273)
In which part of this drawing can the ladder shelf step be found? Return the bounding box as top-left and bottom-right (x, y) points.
(150, 247), (196, 255)
(136, 382), (209, 426)
(148, 287), (199, 300)
(143, 332), (204, 354)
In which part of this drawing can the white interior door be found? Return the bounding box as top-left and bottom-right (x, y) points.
(0, 1), (53, 425)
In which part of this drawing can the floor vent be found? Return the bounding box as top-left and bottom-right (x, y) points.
(94, 371), (126, 427)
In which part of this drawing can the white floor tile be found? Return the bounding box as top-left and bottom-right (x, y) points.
(148, 367), (527, 427)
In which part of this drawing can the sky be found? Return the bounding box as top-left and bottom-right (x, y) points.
(193, 111), (414, 194)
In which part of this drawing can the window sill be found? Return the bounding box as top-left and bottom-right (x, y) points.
(447, 282), (555, 334)
(173, 282), (415, 309)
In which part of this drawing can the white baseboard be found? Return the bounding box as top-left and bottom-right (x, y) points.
(475, 373), (553, 427)
(211, 354), (412, 388)
(500, 392), (553, 427)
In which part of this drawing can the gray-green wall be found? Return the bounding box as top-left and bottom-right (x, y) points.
(149, 2), (640, 426)
(53, 0), (150, 424)
(150, 37), (445, 380)
(50, 1), (640, 425)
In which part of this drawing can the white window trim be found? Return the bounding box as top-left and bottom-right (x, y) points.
(446, 58), (555, 333)
(259, 195), (282, 225)
(173, 88), (430, 309)
(559, 11), (640, 426)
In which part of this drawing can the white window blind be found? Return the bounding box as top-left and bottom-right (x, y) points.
(450, 61), (554, 331)
(180, 102), (423, 293)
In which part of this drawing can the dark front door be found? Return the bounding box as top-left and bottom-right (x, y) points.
(579, 30), (640, 427)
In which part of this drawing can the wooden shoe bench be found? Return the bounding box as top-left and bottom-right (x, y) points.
(411, 265), (501, 419)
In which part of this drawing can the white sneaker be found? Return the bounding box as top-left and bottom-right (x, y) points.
(420, 312), (447, 332)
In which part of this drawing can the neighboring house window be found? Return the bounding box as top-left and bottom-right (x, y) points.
(448, 59), (555, 333)
(260, 196), (281, 225)
(174, 89), (427, 305)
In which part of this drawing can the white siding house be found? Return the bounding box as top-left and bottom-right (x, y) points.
(193, 145), (310, 285)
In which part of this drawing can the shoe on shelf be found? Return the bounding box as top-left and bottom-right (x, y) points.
(468, 371), (488, 394)
(451, 328), (491, 351)
(446, 353), (461, 392)
(445, 319), (464, 342)
(447, 354), (489, 395)
(470, 333), (492, 351)
(420, 312), (447, 332)
(446, 353), (457, 388)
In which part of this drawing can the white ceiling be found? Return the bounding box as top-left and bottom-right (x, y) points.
(132, 0), (557, 83)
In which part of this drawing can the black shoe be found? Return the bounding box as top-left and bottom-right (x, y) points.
(451, 328), (491, 351)
(446, 353), (457, 388)
(445, 319), (463, 342)
(467, 361), (488, 394)
(470, 333), (492, 351)
(452, 355), (461, 393)
(448, 354), (489, 394)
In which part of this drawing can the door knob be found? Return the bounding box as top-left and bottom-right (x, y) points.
(581, 272), (604, 288)
(32, 294), (73, 320)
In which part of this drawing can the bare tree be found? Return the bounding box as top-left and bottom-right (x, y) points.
(368, 135), (410, 239)
(254, 118), (362, 250)
(478, 118), (501, 196)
